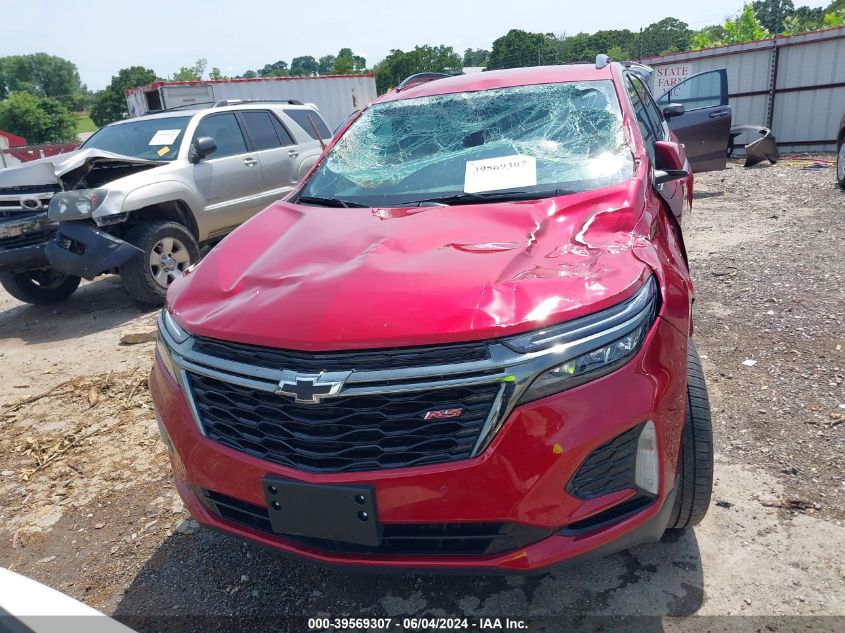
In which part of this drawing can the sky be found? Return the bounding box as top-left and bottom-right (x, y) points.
(0, 0), (831, 89)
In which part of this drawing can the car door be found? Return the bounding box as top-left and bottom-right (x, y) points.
(656, 69), (731, 172)
(238, 110), (300, 211)
(627, 73), (688, 220)
(191, 112), (265, 235)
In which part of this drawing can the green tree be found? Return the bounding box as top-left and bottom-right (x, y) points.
(208, 67), (225, 80)
(557, 32), (594, 63)
(723, 4), (771, 43)
(290, 56), (318, 76)
(317, 55), (336, 74)
(823, 7), (845, 25)
(172, 58), (207, 81)
(89, 66), (157, 127)
(333, 48), (356, 74)
(258, 60), (289, 77)
(462, 48), (490, 66)
(640, 18), (693, 56)
(372, 45), (461, 94)
(0, 92), (77, 143)
(486, 29), (560, 69)
(690, 24), (727, 48)
(240, 69), (258, 79)
(752, 0), (795, 32)
(786, 5), (826, 30)
(0, 53), (81, 106)
(589, 29), (638, 60)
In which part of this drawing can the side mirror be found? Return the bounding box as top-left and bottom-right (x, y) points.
(189, 136), (217, 163)
(653, 140), (689, 185)
(662, 103), (685, 119)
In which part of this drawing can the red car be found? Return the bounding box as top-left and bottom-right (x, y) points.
(150, 58), (716, 573)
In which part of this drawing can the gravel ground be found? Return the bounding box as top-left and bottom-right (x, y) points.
(0, 158), (843, 631)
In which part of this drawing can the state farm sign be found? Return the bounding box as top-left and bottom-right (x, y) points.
(654, 64), (692, 98)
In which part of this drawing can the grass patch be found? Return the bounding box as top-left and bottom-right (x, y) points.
(75, 113), (97, 134)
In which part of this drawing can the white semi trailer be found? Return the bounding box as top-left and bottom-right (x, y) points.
(125, 74), (377, 129)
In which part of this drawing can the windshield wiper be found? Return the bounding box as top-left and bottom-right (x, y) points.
(398, 189), (574, 207)
(296, 195), (367, 208)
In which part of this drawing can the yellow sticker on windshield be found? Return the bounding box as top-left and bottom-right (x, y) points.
(157, 146), (170, 157)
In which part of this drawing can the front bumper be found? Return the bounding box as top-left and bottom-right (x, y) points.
(150, 318), (688, 573)
(0, 212), (55, 272)
(45, 221), (142, 280)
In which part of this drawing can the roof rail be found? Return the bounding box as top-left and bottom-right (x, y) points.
(595, 54), (611, 69)
(150, 101), (215, 114)
(395, 72), (461, 91)
(213, 98), (304, 107)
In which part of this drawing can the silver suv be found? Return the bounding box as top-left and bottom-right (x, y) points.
(0, 101), (331, 304)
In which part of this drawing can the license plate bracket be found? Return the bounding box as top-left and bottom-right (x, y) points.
(263, 477), (382, 547)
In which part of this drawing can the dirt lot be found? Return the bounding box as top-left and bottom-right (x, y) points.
(1, 159), (843, 631)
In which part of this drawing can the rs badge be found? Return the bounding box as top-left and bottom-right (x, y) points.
(423, 408), (463, 420)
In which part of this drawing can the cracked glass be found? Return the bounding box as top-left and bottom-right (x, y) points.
(299, 80), (633, 207)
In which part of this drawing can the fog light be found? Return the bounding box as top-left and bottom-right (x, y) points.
(634, 420), (659, 495)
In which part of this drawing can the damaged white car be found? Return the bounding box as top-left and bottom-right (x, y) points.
(0, 101), (331, 304)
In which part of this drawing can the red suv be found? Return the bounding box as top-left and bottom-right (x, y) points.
(150, 59), (715, 573)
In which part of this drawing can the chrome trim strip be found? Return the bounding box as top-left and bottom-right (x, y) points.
(471, 383), (507, 456)
(176, 367), (206, 436)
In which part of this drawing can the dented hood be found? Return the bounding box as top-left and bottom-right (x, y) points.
(168, 179), (653, 350)
(0, 148), (162, 188)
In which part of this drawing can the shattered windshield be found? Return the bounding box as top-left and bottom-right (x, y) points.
(80, 116), (191, 161)
(298, 81), (633, 207)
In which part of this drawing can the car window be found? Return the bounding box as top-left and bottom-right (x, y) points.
(241, 111), (285, 151)
(284, 109), (332, 140)
(626, 77), (657, 157)
(194, 113), (247, 158)
(270, 115), (296, 146)
(298, 80), (634, 208)
(657, 70), (723, 111)
(630, 75), (665, 140)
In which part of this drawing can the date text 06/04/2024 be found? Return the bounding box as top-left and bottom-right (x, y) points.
(307, 617), (528, 630)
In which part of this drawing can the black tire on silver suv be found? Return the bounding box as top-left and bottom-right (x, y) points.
(0, 270), (81, 305)
(837, 138), (845, 189)
(666, 340), (714, 529)
(119, 220), (199, 305)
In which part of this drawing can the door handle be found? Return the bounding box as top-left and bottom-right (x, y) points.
(243, 157), (258, 166)
(288, 149), (299, 158)
(708, 110), (730, 119)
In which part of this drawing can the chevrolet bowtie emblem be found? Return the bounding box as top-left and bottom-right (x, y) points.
(275, 370), (351, 404)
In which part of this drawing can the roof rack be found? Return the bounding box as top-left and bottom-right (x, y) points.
(213, 98), (304, 107)
(149, 101), (215, 114)
(395, 72), (461, 91)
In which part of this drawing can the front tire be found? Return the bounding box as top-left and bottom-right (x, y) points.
(666, 340), (714, 529)
(119, 221), (199, 305)
(837, 140), (845, 189)
(0, 270), (81, 305)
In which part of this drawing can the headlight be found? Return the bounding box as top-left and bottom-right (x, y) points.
(156, 310), (190, 381)
(48, 189), (108, 221)
(161, 309), (190, 343)
(512, 277), (659, 403)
